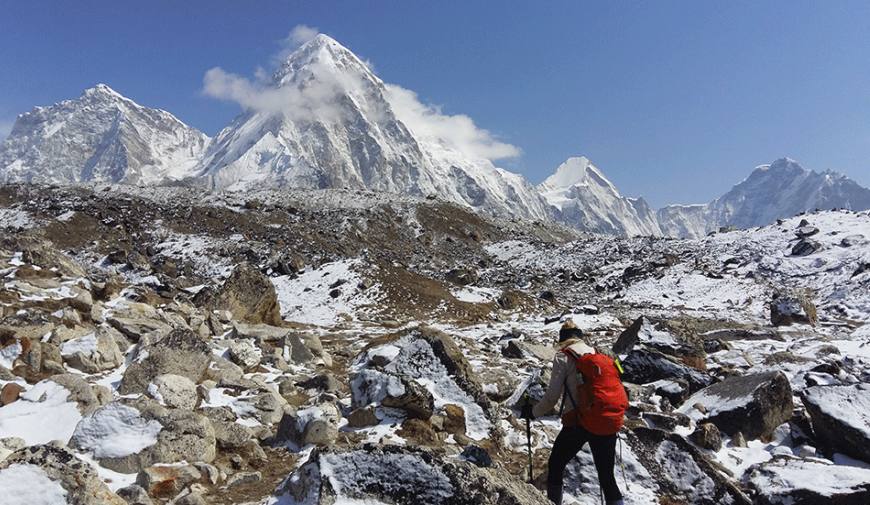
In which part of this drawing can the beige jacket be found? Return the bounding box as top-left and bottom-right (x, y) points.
(532, 339), (595, 418)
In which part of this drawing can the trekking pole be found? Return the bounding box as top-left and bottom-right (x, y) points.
(619, 432), (630, 492)
(525, 408), (533, 483)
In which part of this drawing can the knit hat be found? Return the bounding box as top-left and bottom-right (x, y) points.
(558, 319), (583, 342)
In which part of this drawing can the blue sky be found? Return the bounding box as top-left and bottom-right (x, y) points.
(1, 1), (869, 206)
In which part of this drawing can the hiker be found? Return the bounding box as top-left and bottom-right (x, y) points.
(520, 320), (628, 505)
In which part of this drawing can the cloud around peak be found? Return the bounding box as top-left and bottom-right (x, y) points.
(202, 25), (521, 162)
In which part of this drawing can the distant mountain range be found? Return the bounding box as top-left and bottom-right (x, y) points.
(2, 35), (869, 236)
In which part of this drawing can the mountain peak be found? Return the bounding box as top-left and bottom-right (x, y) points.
(82, 83), (125, 100)
(540, 156), (617, 193)
(272, 33), (375, 86)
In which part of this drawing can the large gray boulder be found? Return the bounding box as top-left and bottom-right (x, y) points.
(148, 374), (198, 410)
(746, 455), (870, 505)
(71, 399), (215, 474)
(802, 383), (870, 463)
(194, 263), (282, 325)
(677, 371), (793, 440)
(274, 445), (549, 504)
(276, 403), (341, 447)
(61, 327), (124, 373)
(621, 348), (713, 394)
(0, 443), (126, 504)
(119, 328), (211, 395)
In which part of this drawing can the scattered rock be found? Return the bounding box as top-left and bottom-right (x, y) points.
(227, 340), (262, 370)
(690, 423), (723, 451)
(0, 443), (126, 504)
(677, 371), (793, 440)
(194, 263), (282, 325)
(801, 383), (870, 463)
(0, 382), (24, 405)
(148, 374), (198, 410)
(770, 291), (817, 326)
(120, 328), (212, 395)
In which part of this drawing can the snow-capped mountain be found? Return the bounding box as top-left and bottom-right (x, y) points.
(539, 156), (661, 236)
(658, 158), (870, 238)
(197, 34), (551, 220)
(0, 84), (209, 184)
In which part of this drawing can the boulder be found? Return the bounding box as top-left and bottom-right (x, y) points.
(801, 383), (870, 463)
(621, 348), (713, 394)
(677, 371), (793, 440)
(381, 379), (435, 420)
(746, 455), (870, 505)
(0, 382), (24, 405)
(227, 339), (262, 370)
(627, 428), (752, 505)
(296, 373), (341, 393)
(690, 423), (723, 451)
(230, 322), (287, 341)
(107, 315), (173, 344)
(194, 263), (282, 325)
(148, 374), (198, 410)
(276, 403), (340, 447)
(0, 443), (126, 504)
(61, 327), (124, 373)
(614, 317), (706, 368)
(791, 239), (821, 256)
(346, 407), (379, 428)
(274, 445), (550, 504)
(201, 407), (254, 450)
(136, 464), (202, 498)
(501, 340), (556, 362)
(120, 328), (211, 395)
(116, 484), (153, 505)
(49, 373), (102, 414)
(770, 291), (817, 327)
(71, 400), (215, 474)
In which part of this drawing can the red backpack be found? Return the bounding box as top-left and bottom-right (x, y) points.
(560, 349), (629, 436)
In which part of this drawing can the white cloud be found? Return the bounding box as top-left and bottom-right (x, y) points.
(384, 84), (520, 160)
(202, 61), (359, 124)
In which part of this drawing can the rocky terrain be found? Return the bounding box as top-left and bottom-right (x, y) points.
(0, 181), (868, 504)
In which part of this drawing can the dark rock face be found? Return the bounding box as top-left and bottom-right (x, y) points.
(275, 445), (550, 505)
(621, 348), (713, 394)
(791, 239), (821, 256)
(194, 263), (282, 325)
(746, 455), (870, 505)
(678, 372), (793, 440)
(802, 383), (870, 463)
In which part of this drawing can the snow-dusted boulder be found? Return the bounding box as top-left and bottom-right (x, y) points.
(0, 443), (126, 504)
(677, 371), (793, 440)
(120, 328), (212, 395)
(746, 455), (870, 505)
(60, 327), (124, 373)
(770, 291), (817, 327)
(147, 374), (198, 410)
(71, 399), (215, 473)
(628, 428), (752, 504)
(274, 445), (550, 504)
(227, 339), (262, 370)
(276, 403), (341, 447)
(802, 383), (870, 463)
(350, 327), (493, 440)
(621, 348), (713, 394)
(614, 317), (705, 367)
(193, 263), (282, 325)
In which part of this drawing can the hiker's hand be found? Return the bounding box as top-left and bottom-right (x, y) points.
(519, 403), (534, 420)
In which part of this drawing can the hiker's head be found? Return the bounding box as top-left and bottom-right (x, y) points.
(558, 319), (583, 344)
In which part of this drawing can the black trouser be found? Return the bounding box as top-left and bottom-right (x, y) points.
(547, 425), (622, 505)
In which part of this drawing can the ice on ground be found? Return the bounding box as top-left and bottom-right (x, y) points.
(272, 259), (381, 326)
(0, 380), (82, 446)
(71, 402), (162, 459)
(0, 463), (68, 505)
